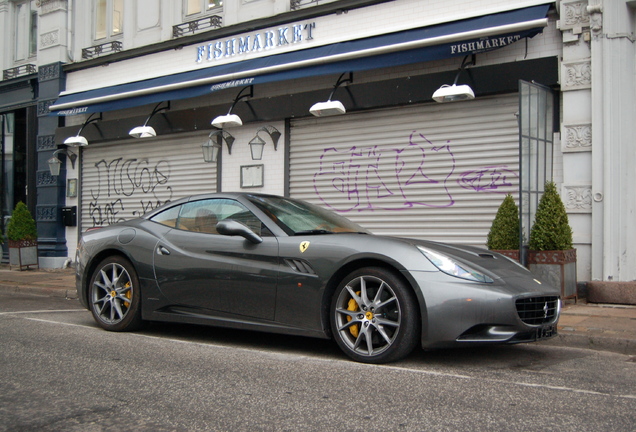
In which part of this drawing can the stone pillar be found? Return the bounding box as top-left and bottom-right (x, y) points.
(563, 0), (636, 282)
(588, 0), (636, 281)
(559, 0), (593, 283)
(35, 1), (71, 268)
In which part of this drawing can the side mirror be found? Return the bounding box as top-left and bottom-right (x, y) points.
(216, 219), (263, 244)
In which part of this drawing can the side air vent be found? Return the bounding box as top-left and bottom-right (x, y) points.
(284, 259), (316, 275)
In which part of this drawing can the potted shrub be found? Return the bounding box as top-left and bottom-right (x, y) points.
(486, 194), (520, 261)
(527, 182), (577, 299)
(7, 201), (39, 270)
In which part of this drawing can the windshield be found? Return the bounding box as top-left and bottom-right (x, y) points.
(247, 195), (369, 236)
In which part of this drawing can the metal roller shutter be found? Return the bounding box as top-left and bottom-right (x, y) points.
(80, 131), (216, 230)
(289, 94), (519, 247)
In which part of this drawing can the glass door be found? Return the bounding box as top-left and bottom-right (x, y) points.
(518, 80), (555, 265)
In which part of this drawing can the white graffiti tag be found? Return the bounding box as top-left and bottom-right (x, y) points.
(88, 157), (173, 226)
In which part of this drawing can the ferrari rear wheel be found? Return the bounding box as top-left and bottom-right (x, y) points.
(89, 256), (142, 332)
(331, 267), (419, 364)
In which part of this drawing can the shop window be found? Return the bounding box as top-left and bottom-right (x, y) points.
(13, 1), (37, 62)
(1, 109), (30, 236)
(1, 113), (16, 224)
(95, 0), (124, 40)
(184, 0), (222, 18)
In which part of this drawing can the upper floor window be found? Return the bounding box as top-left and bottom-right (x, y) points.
(14, 1), (37, 61)
(185, 0), (222, 18)
(95, 0), (123, 40)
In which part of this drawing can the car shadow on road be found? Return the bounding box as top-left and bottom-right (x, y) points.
(403, 342), (593, 371)
(138, 320), (590, 367)
(142, 320), (343, 359)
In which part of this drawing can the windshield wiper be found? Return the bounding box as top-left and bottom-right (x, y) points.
(293, 229), (334, 235)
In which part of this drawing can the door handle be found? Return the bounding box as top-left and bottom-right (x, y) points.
(157, 245), (171, 256)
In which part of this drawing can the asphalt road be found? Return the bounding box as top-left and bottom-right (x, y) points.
(1, 292), (635, 432)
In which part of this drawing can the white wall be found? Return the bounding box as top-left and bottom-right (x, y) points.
(219, 121), (286, 195)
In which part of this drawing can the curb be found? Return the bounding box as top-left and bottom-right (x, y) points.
(542, 332), (636, 356)
(0, 284), (78, 300)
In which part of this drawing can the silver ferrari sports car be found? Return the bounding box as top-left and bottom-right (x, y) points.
(76, 193), (560, 363)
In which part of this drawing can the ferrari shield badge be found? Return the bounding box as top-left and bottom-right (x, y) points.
(300, 241), (310, 253)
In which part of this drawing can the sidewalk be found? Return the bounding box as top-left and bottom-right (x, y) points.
(1, 266), (634, 356)
(0, 266), (78, 300)
(544, 301), (636, 355)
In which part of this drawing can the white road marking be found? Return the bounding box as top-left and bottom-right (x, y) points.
(0, 309), (85, 315)
(8, 313), (636, 401)
(378, 363), (636, 400)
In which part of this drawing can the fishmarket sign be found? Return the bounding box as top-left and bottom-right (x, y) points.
(450, 34), (523, 55)
(196, 21), (316, 63)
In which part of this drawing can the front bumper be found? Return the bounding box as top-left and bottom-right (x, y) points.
(456, 322), (558, 344)
(406, 271), (561, 349)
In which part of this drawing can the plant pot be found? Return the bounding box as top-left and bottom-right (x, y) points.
(8, 239), (39, 270)
(528, 248), (577, 300)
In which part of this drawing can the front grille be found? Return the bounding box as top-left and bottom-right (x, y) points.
(515, 296), (560, 325)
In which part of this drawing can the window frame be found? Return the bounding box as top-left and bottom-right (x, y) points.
(12, 0), (38, 63)
(184, 0), (223, 19)
(94, 0), (124, 42)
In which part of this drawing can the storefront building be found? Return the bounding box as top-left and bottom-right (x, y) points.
(9, 0), (636, 286)
(1, 0), (70, 265)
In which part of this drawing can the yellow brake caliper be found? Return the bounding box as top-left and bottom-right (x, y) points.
(123, 282), (132, 307)
(346, 292), (361, 338)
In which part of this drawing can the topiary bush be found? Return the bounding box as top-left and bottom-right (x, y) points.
(529, 181), (573, 251)
(6, 201), (38, 242)
(486, 194), (520, 250)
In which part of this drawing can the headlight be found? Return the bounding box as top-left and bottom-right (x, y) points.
(417, 246), (493, 283)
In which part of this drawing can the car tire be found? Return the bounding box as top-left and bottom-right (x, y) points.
(89, 256), (143, 332)
(330, 267), (420, 364)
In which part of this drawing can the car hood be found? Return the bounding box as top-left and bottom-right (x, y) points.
(382, 236), (535, 279)
(383, 237), (558, 296)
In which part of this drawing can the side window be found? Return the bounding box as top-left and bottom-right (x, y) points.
(176, 200), (221, 234)
(174, 199), (265, 236)
(149, 205), (180, 228)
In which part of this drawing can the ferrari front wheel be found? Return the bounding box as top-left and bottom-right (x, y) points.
(89, 256), (143, 331)
(331, 267), (419, 364)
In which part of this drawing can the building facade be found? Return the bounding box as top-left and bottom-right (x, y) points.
(1, 0), (73, 265)
(1, 0), (634, 286)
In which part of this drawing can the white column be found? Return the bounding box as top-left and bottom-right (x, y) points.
(591, 0), (636, 281)
(559, 0), (594, 283)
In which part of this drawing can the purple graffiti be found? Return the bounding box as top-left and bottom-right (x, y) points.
(458, 166), (518, 193)
(313, 131), (455, 212)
